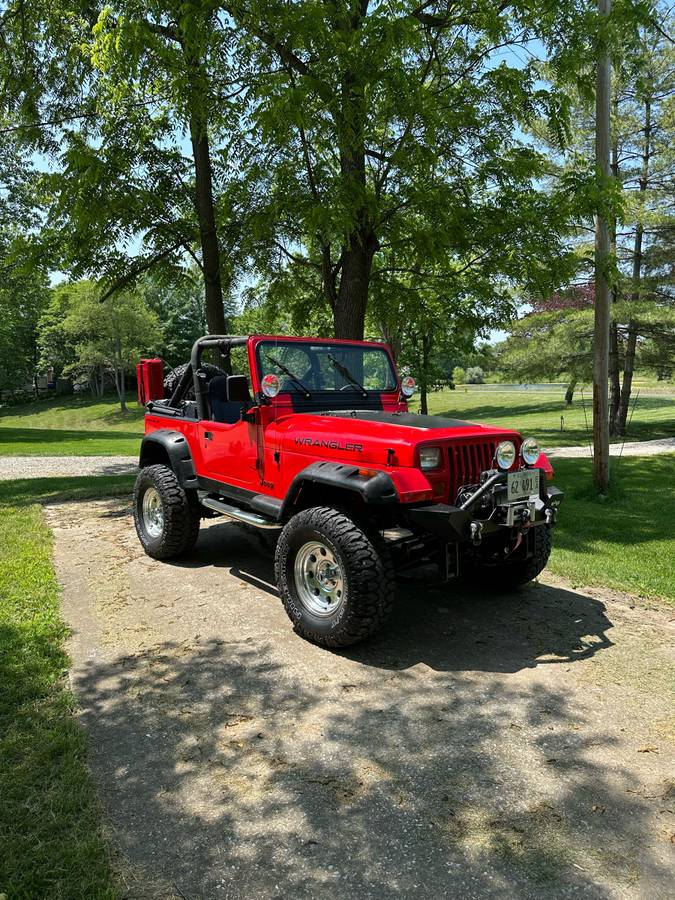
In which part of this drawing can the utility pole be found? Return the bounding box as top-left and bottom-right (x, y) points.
(593, 0), (612, 492)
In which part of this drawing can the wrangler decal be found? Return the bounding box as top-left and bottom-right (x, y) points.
(294, 437), (364, 452)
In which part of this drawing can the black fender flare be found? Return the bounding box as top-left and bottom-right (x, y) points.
(281, 461), (398, 517)
(139, 430), (199, 490)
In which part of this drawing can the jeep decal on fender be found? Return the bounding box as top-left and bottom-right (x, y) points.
(294, 437), (363, 452)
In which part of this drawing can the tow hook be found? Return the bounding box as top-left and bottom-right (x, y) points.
(545, 507), (557, 525)
(470, 521), (483, 545)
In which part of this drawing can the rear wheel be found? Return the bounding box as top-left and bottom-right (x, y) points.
(133, 464), (200, 559)
(275, 507), (394, 648)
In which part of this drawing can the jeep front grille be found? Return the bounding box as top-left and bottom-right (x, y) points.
(448, 441), (497, 503)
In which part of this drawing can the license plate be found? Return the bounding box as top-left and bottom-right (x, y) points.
(507, 468), (540, 502)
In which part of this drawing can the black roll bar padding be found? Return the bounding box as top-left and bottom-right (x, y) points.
(189, 335), (250, 420)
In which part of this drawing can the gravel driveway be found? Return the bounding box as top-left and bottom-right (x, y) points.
(46, 499), (674, 900)
(0, 455), (137, 480)
(544, 438), (675, 458)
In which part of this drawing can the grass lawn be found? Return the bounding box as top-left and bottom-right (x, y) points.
(549, 455), (675, 602)
(0, 385), (675, 456)
(0, 393), (144, 456)
(2, 383), (674, 457)
(0, 474), (133, 899)
(424, 386), (675, 448)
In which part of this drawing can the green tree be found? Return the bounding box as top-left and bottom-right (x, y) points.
(231, 0), (587, 338)
(139, 267), (207, 367)
(0, 131), (50, 400)
(1, 0), (236, 335)
(39, 282), (162, 411)
(368, 255), (491, 413)
(498, 311), (593, 405)
(0, 245), (50, 400)
(529, 11), (675, 433)
(498, 284), (595, 403)
(613, 24), (675, 432)
(2, 0), (594, 344)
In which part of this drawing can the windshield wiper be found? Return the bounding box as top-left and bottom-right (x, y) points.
(328, 354), (367, 397)
(266, 353), (312, 399)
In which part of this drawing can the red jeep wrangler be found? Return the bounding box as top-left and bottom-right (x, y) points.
(134, 334), (563, 648)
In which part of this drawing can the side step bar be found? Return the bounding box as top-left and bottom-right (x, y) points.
(200, 495), (281, 530)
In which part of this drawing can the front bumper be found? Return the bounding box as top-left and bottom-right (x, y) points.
(405, 471), (564, 544)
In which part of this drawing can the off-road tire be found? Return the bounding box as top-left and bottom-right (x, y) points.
(163, 362), (225, 399)
(471, 524), (552, 589)
(275, 507), (395, 648)
(133, 464), (201, 560)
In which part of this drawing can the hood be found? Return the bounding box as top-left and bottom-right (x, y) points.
(273, 408), (520, 467)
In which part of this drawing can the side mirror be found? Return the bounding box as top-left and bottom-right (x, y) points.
(226, 375), (250, 403)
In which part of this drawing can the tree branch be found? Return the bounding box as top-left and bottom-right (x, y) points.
(99, 242), (185, 300)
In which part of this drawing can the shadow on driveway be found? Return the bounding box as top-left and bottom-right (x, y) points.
(169, 519), (615, 676)
(56, 510), (672, 899)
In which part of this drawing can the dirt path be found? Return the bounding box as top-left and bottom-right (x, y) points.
(46, 499), (674, 900)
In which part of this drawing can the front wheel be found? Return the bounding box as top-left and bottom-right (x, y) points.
(468, 524), (552, 589)
(133, 464), (200, 560)
(275, 507), (395, 648)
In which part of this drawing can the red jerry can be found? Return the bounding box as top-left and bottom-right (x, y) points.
(137, 358), (164, 405)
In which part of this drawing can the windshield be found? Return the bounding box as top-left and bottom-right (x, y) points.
(256, 340), (397, 393)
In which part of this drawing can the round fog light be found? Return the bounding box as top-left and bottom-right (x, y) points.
(521, 437), (540, 466)
(261, 373), (281, 398)
(495, 440), (516, 470)
(401, 375), (416, 398)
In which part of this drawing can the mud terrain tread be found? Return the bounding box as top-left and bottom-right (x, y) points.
(472, 524), (552, 589)
(163, 362), (225, 399)
(133, 464), (200, 560)
(275, 506), (395, 648)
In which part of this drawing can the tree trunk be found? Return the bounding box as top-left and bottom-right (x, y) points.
(617, 96), (650, 435)
(334, 48), (375, 340)
(609, 323), (621, 432)
(119, 367), (127, 412)
(419, 333), (431, 415)
(616, 322), (638, 434)
(608, 89), (621, 435)
(564, 378), (577, 406)
(189, 110), (227, 338)
(592, 0), (612, 492)
(335, 236), (377, 338)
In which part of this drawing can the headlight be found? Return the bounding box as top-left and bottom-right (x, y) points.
(419, 446), (441, 470)
(521, 437), (540, 466)
(495, 440), (516, 470)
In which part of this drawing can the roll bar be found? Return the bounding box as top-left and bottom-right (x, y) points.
(167, 334), (249, 420)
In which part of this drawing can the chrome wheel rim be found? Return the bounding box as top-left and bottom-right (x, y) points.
(142, 487), (164, 538)
(293, 541), (345, 617)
